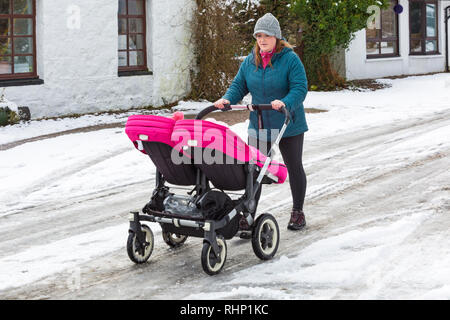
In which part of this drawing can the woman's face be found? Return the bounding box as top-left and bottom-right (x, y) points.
(256, 33), (277, 52)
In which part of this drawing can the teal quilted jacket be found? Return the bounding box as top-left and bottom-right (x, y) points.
(223, 47), (308, 141)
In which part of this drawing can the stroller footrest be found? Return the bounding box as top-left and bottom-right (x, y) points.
(147, 209), (205, 222)
(154, 216), (204, 229)
(146, 209), (207, 229)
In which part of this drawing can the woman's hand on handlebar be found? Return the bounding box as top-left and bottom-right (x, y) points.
(271, 100), (285, 111)
(214, 98), (230, 109)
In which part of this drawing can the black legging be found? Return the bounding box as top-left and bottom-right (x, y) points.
(249, 133), (307, 211)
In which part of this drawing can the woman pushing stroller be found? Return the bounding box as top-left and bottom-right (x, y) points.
(124, 12), (308, 275)
(214, 13), (309, 231)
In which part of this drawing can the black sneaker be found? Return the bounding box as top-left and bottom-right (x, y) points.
(287, 209), (306, 231)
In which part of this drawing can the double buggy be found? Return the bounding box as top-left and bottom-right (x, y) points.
(125, 104), (290, 275)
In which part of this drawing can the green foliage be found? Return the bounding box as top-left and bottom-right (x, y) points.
(232, 0), (259, 54)
(258, 0), (301, 44)
(233, 0), (301, 54)
(188, 0), (244, 101)
(189, 0), (392, 96)
(0, 108), (8, 126)
(0, 107), (20, 126)
(290, 0), (390, 89)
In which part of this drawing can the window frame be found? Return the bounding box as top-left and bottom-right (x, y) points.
(366, 0), (400, 59)
(118, 0), (148, 73)
(0, 0), (38, 80)
(409, 0), (440, 55)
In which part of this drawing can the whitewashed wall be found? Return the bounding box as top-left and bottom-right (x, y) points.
(345, 0), (450, 80)
(2, 0), (195, 118)
(151, 0), (195, 107)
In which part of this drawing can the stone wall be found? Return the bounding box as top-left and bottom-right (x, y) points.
(2, 0), (195, 118)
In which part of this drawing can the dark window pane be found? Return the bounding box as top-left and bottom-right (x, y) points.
(367, 42), (380, 55)
(128, 0), (144, 15)
(14, 18), (33, 35)
(0, 56), (11, 74)
(118, 18), (127, 34)
(426, 4), (436, 37)
(129, 18), (143, 33)
(118, 0), (126, 15)
(129, 34), (143, 50)
(117, 0), (147, 71)
(129, 50), (144, 66)
(410, 2), (422, 38)
(0, 37), (11, 55)
(0, 1), (36, 76)
(13, 36), (32, 54)
(0, 0), (9, 14)
(14, 0), (32, 14)
(118, 51), (127, 66)
(410, 40), (422, 53)
(14, 55), (32, 73)
(0, 19), (10, 36)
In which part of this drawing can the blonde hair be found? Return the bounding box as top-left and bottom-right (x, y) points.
(253, 38), (293, 70)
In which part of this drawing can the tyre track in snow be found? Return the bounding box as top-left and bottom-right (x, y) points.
(0, 109), (449, 299)
(42, 150), (449, 300)
(1, 111), (448, 298)
(0, 123), (124, 151)
(0, 127), (157, 253)
(0, 179), (153, 249)
(0, 146), (134, 217)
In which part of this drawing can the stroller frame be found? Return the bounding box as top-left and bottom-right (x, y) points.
(127, 104), (290, 275)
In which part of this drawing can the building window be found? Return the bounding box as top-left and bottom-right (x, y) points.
(118, 0), (148, 72)
(0, 0), (37, 79)
(366, 0), (400, 58)
(409, 0), (439, 55)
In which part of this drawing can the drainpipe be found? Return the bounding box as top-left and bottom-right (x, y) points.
(446, 6), (450, 72)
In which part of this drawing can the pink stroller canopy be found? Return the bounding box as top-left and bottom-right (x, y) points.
(125, 114), (287, 184)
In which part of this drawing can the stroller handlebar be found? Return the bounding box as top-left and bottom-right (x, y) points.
(195, 104), (291, 126)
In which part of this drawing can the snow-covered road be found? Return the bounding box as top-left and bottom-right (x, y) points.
(0, 74), (449, 299)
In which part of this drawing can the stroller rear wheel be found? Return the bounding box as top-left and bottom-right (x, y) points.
(127, 224), (154, 264)
(162, 231), (188, 248)
(252, 214), (280, 260)
(201, 236), (227, 275)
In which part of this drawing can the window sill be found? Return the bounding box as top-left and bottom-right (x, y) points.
(409, 54), (444, 59)
(0, 77), (44, 87)
(365, 56), (403, 62)
(118, 70), (153, 77)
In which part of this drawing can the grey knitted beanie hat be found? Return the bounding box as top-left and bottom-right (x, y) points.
(253, 13), (282, 40)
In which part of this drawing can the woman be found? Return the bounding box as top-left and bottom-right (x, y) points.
(214, 13), (308, 231)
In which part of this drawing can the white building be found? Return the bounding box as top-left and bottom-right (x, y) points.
(2, 1), (448, 119)
(344, 0), (450, 80)
(0, 0), (195, 119)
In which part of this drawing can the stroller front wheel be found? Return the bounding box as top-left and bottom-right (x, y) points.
(201, 236), (227, 275)
(252, 214), (280, 260)
(127, 224), (154, 264)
